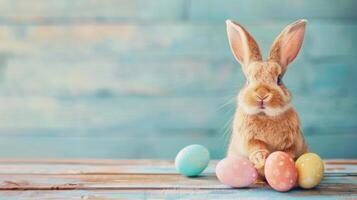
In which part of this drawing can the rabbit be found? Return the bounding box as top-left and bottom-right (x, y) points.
(226, 19), (309, 177)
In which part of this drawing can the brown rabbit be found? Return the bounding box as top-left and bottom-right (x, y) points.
(226, 19), (308, 177)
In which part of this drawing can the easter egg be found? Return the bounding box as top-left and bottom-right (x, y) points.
(216, 156), (258, 188)
(175, 144), (210, 177)
(265, 151), (297, 192)
(295, 153), (324, 189)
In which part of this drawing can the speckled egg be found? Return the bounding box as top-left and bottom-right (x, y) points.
(265, 151), (297, 192)
(175, 144), (210, 177)
(295, 153), (324, 189)
(216, 156), (258, 188)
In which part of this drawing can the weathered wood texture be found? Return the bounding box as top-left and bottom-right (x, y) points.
(0, 0), (356, 159)
(0, 159), (354, 199)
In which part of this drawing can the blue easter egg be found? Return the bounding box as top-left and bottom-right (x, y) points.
(175, 144), (210, 177)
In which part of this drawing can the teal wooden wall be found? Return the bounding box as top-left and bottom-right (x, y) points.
(0, 0), (356, 159)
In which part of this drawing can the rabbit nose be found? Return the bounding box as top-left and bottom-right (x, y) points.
(255, 87), (271, 100)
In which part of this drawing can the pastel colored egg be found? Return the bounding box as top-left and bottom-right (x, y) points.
(265, 151), (297, 192)
(216, 156), (258, 188)
(175, 144), (210, 177)
(295, 153), (324, 189)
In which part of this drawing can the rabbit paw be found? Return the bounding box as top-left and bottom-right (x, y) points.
(249, 150), (269, 169)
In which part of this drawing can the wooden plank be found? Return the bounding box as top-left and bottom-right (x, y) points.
(0, 95), (356, 131)
(0, 158), (353, 165)
(0, 24), (231, 58)
(306, 23), (357, 58)
(295, 96), (357, 128)
(0, 159), (180, 175)
(0, 160), (353, 199)
(0, 23), (354, 63)
(303, 60), (357, 96)
(0, 57), (246, 97)
(32, 132), (357, 159)
(0, 0), (356, 23)
(0, 129), (355, 159)
(2, 55), (356, 98)
(0, 0), (185, 22)
(188, 0), (357, 21)
(0, 96), (234, 130)
(0, 159), (354, 175)
(0, 173), (354, 195)
(0, 133), (228, 159)
(0, 159), (173, 165)
(0, 189), (354, 200)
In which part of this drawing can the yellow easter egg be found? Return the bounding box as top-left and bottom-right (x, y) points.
(295, 153), (324, 189)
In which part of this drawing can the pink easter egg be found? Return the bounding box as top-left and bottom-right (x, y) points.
(216, 156), (258, 188)
(265, 151), (297, 192)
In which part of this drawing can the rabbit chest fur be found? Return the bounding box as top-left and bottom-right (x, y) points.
(228, 107), (307, 159)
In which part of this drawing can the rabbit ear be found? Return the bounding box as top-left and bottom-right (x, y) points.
(226, 20), (262, 73)
(268, 19), (307, 73)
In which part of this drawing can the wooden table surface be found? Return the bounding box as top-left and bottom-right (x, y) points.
(0, 159), (355, 199)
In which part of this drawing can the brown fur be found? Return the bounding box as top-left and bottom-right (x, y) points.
(226, 19), (308, 177)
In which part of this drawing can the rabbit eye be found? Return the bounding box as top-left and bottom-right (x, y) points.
(277, 75), (283, 85)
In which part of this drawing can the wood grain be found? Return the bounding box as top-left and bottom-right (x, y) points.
(0, 159), (354, 175)
(0, 23), (355, 98)
(0, 95), (356, 133)
(0, 159), (354, 199)
(189, 0), (357, 21)
(0, 189), (354, 200)
(0, 0), (356, 159)
(0, 174), (355, 191)
(0, 130), (356, 159)
(0, 0), (185, 23)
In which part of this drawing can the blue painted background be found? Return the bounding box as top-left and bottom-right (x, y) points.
(0, 0), (356, 159)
